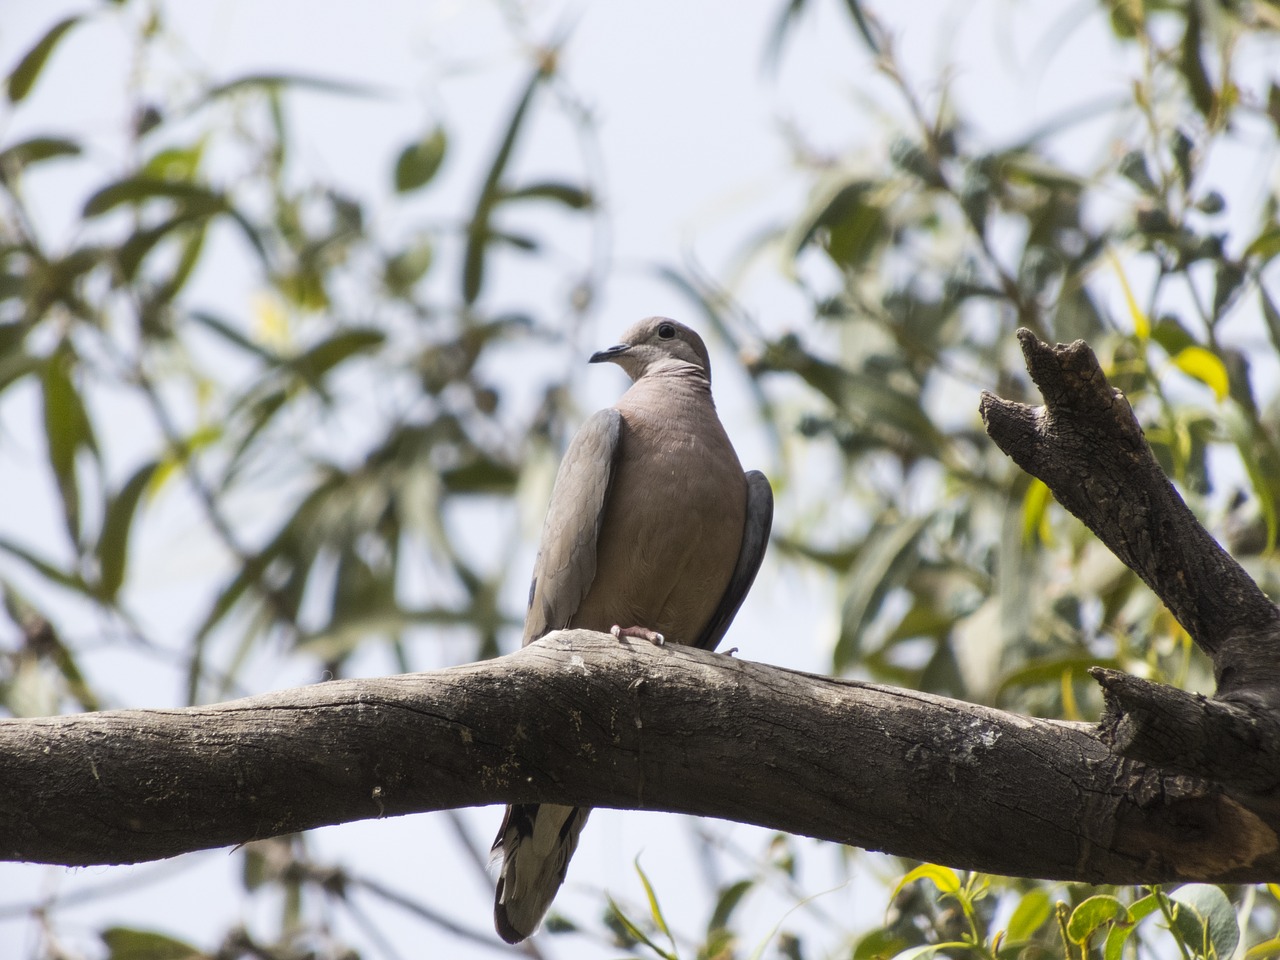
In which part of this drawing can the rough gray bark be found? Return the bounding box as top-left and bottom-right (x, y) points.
(981, 329), (1280, 804)
(2, 330), (1279, 884)
(2, 630), (1277, 882)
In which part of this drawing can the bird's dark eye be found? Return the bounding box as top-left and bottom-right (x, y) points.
(657, 322), (676, 340)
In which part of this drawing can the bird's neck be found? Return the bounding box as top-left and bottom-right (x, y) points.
(621, 371), (715, 417)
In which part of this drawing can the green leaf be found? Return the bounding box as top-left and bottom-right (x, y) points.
(1006, 888), (1053, 942)
(996, 655), (1121, 700)
(1102, 893), (1161, 960)
(83, 177), (229, 218)
(116, 215), (208, 281)
(1180, 1), (1216, 120)
(1066, 895), (1129, 944)
(634, 857), (676, 951)
(796, 180), (886, 268)
(141, 141), (204, 181)
(0, 535), (91, 595)
(1151, 315), (1198, 358)
(707, 879), (753, 933)
(101, 926), (205, 960)
(891, 864), (961, 903)
(96, 461), (159, 601)
(1171, 128), (1195, 190)
(41, 345), (98, 544)
(763, 0), (811, 74)
(1212, 260), (1246, 319)
(156, 221), (207, 301)
(1245, 226), (1280, 264)
(503, 180), (594, 209)
(1171, 345), (1228, 401)
(383, 238), (434, 295)
(834, 515), (929, 671)
(0, 346), (42, 398)
(188, 310), (282, 364)
(203, 72), (385, 102)
(462, 58), (554, 304)
(83, 173), (263, 269)
(1240, 444), (1280, 555)
(839, 0), (880, 52)
(1170, 885), (1239, 960)
(1118, 151), (1158, 194)
(853, 928), (911, 960)
(1261, 287), (1280, 358)
(394, 126), (447, 193)
(6, 16), (81, 104)
(0, 136), (81, 179)
(883, 597), (957, 645)
(289, 328), (385, 386)
(604, 895), (677, 960)
(2, 583), (98, 710)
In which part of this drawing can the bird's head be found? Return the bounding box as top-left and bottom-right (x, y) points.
(589, 317), (712, 383)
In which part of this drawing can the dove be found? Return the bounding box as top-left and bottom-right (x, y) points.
(491, 317), (773, 943)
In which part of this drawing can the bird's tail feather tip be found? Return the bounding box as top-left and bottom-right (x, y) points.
(491, 803), (589, 944)
(494, 900), (529, 944)
(493, 874), (553, 944)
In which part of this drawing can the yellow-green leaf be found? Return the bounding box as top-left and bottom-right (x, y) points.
(1006, 888), (1053, 942)
(1247, 938), (1280, 960)
(1172, 345), (1228, 401)
(892, 864), (961, 903)
(1067, 894), (1129, 943)
(1108, 249), (1149, 340)
(1021, 478), (1055, 546)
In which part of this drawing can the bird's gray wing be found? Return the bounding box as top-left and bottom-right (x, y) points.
(694, 469), (773, 650)
(523, 408), (623, 645)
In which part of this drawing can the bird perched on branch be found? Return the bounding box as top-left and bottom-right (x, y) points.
(490, 316), (773, 943)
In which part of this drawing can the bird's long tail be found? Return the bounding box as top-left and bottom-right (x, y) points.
(491, 802), (591, 944)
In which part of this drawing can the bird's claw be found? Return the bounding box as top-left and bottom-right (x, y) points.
(610, 624), (665, 646)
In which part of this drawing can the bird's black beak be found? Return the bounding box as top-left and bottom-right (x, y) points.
(589, 343), (630, 364)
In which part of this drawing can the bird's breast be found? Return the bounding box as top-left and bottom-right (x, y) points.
(570, 394), (747, 644)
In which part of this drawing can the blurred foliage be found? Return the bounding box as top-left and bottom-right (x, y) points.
(4, 0), (1280, 958)
(727, 0), (1280, 726)
(0, 5), (597, 717)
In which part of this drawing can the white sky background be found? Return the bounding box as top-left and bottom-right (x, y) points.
(0, 0), (1277, 958)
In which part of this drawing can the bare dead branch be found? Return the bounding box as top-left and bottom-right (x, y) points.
(981, 328), (1280, 791)
(979, 329), (1280, 694)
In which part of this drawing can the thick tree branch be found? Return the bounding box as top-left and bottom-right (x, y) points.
(980, 329), (1280, 792)
(979, 329), (1280, 694)
(7, 332), (1280, 895)
(2, 632), (1277, 882)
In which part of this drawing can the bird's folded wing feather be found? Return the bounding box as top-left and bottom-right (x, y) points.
(695, 469), (774, 650)
(523, 408), (623, 645)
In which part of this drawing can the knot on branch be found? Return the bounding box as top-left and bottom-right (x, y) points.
(1091, 667), (1280, 795)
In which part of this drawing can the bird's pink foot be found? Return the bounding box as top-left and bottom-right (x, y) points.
(610, 624), (665, 646)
